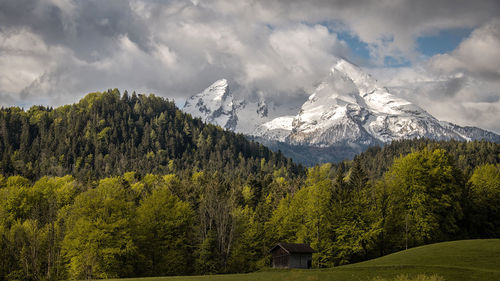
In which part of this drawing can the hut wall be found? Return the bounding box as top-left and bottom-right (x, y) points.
(289, 253), (312, 269)
(271, 247), (289, 268)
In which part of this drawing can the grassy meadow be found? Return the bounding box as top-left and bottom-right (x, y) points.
(107, 239), (500, 281)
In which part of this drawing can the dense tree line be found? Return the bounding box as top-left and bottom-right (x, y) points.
(0, 170), (300, 279)
(355, 138), (499, 180)
(0, 91), (499, 280)
(1, 148), (498, 280)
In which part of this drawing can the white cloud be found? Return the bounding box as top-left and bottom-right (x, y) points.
(0, 29), (50, 94)
(370, 20), (500, 133)
(0, 0), (499, 132)
(428, 19), (500, 79)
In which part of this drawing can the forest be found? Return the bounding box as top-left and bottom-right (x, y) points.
(0, 90), (499, 280)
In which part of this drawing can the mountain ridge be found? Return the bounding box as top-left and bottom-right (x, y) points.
(183, 59), (500, 164)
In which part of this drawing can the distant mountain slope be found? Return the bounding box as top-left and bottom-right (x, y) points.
(0, 89), (301, 180)
(184, 59), (500, 164)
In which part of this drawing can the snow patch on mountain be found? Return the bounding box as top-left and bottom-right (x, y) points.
(183, 79), (240, 130)
(254, 116), (295, 142)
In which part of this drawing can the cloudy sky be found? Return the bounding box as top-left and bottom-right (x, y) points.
(1, 0), (499, 133)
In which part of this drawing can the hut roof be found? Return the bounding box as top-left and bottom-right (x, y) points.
(269, 243), (315, 254)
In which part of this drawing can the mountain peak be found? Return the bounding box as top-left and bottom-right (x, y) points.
(332, 59), (367, 78)
(205, 79), (229, 101)
(277, 60), (497, 146)
(183, 78), (238, 130)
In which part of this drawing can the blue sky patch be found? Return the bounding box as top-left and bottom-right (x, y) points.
(384, 56), (411, 67)
(336, 31), (371, 60)
(416, 28), (472, 57)
(319, 20), (372, 61)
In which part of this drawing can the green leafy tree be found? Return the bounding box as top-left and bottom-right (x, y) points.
(467, 164), (500, 237)
(62, 177), (136, 280)
(227, 206), (260, 272)
(383, 148), (464, 249)
(330, 161), (380, 265)
(135, 183), (194, 276)
(195, 229), (219, 274)
(0, 175), (77, 280)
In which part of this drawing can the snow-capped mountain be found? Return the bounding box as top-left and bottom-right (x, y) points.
(183, 79), (290, 134)
(282, 59), (497, 146)
(183, 79), (240, 131)
(183, 59), (500, 163)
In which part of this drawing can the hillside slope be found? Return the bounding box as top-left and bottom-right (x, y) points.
(105, 239), (500, 281)
(347, 239), (500, 274)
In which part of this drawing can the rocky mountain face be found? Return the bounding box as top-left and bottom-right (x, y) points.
(183, 79), (240, 131)
(282, 59), (497, 146)
(183, 79), (287, 134)
(183, 59), (500, 164)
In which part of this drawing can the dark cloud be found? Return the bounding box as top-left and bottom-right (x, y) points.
(442, 77), (467, 98)
(0, 0), (150, 61)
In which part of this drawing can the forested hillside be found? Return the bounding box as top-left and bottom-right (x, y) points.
(0, 90), (306, 280)
(353, 138), (499, 179)
(0, 91), (499, 280)
(0, 89), (301, 181)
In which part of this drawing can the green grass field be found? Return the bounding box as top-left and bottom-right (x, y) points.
(108, 239), (500, 281)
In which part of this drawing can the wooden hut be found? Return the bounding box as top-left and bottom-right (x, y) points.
(269, 243), (315, 269)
